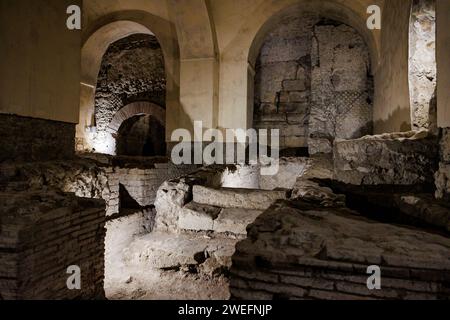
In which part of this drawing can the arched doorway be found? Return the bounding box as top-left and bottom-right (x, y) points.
(409, 0), (437, 131)
(76, 16), (181, 155)
(91, 33), (167, 155)
(107, 101), (166, 156)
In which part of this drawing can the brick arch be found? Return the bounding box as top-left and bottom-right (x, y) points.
(107, 102), (166, 134)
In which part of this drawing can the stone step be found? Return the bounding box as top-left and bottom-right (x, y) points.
(178, 202), (263, 235)
(214, 208), (262, 235)
(125, 232), (237, 270)
(192, 185), (289, 210)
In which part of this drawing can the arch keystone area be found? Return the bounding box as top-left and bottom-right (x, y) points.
(106, 102), (166, 134)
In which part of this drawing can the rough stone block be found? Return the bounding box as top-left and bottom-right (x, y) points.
(334, 131), (439, 185)
(193, 185), (289, 210)
(178, 202), (221, 231)
(283, 79), (306, 91)
(213, 208), (263, 235)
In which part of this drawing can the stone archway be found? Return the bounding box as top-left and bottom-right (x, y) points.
(107, 102), (166, 156)
(76, 12), (181, 153)
(107, 101), (166, 135)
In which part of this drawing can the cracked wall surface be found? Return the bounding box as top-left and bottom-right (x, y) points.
(89, 34), (166, 154)
(0, 114), (75, 163)
(253, 14), (372, 153)
(409, 0), (437, 131)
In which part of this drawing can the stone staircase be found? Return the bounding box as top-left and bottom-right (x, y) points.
(107, 173), (292, 299)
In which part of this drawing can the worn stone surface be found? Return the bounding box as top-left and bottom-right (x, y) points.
(105, 208), (156, 291)
(334, 131), (439, 186)
(0, 190), (105, 300)
(254, 14), (373, 151)
(95, 34), (165, 132)
(193, 186), (289, 210)
(0, 157), (196, 216)
(393, 194), (450, 232)
(290, 155), (346, 207)
(230, 200), (450, 300)
(436, 128), (450, 201)
(260, 157), (312, 190)
(213, 208), (263, 235)
(409, 0), (437, 131)
(87, 34), (166, 153)
(309, 24), (373, 154)
(0, 114), (75, 163)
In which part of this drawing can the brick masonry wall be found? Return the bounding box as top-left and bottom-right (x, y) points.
(230, 199), (450, 300)
(333, 131), (439, 187)
(0, 157), (197, 217)
(0, 156), (197, 299)
(0, 114), (75, 163)
(253, 14), (372, 152)
(0, 190), (105, 300)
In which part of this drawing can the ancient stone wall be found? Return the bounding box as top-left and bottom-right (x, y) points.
(0, 190), (105, 300)
(90, 34), (166, 153)
(309, 23), (373, 154)
(0, 114), (75, 163)
(0, 155), (196, 214)
(333, 131), (439, 186)
(230, 199), (450, 300)
(253, 15), (372, 152)
(409, 0), (437, 131)
(435, 128), (450, 200)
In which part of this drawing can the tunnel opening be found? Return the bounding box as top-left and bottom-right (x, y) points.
(116, 114), (166, 157)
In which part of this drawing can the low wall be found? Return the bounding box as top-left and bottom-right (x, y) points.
(231, 200), (450, 300)
(0, 190), (105, 300)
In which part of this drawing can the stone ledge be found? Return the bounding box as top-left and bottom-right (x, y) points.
(193, 185), (290, 210)
(230, 199), (450, 300)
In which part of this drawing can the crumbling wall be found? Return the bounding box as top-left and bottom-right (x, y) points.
(254, 14), (316, 150)
(253, 15), (372, 152)
(230, 199), (450, 300)
(0, 157), (196, 216)
(90, 34), (166, 153)
(333, 131), (439, 186)
(435, 129), (450, 200)
(0, 190), (105, 300)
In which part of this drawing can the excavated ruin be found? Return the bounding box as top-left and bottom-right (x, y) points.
(1, 0), (449, 301)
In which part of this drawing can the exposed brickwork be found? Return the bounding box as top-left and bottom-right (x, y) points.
(253, 15), (373, 152)
(107, 101), (165, 134)
(0, 114), (75, 163)
(0, 190), (105, 300)
(409, 0), (437, 131)
(89, 34), (166, 153)
(0, 156), (197, 217)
